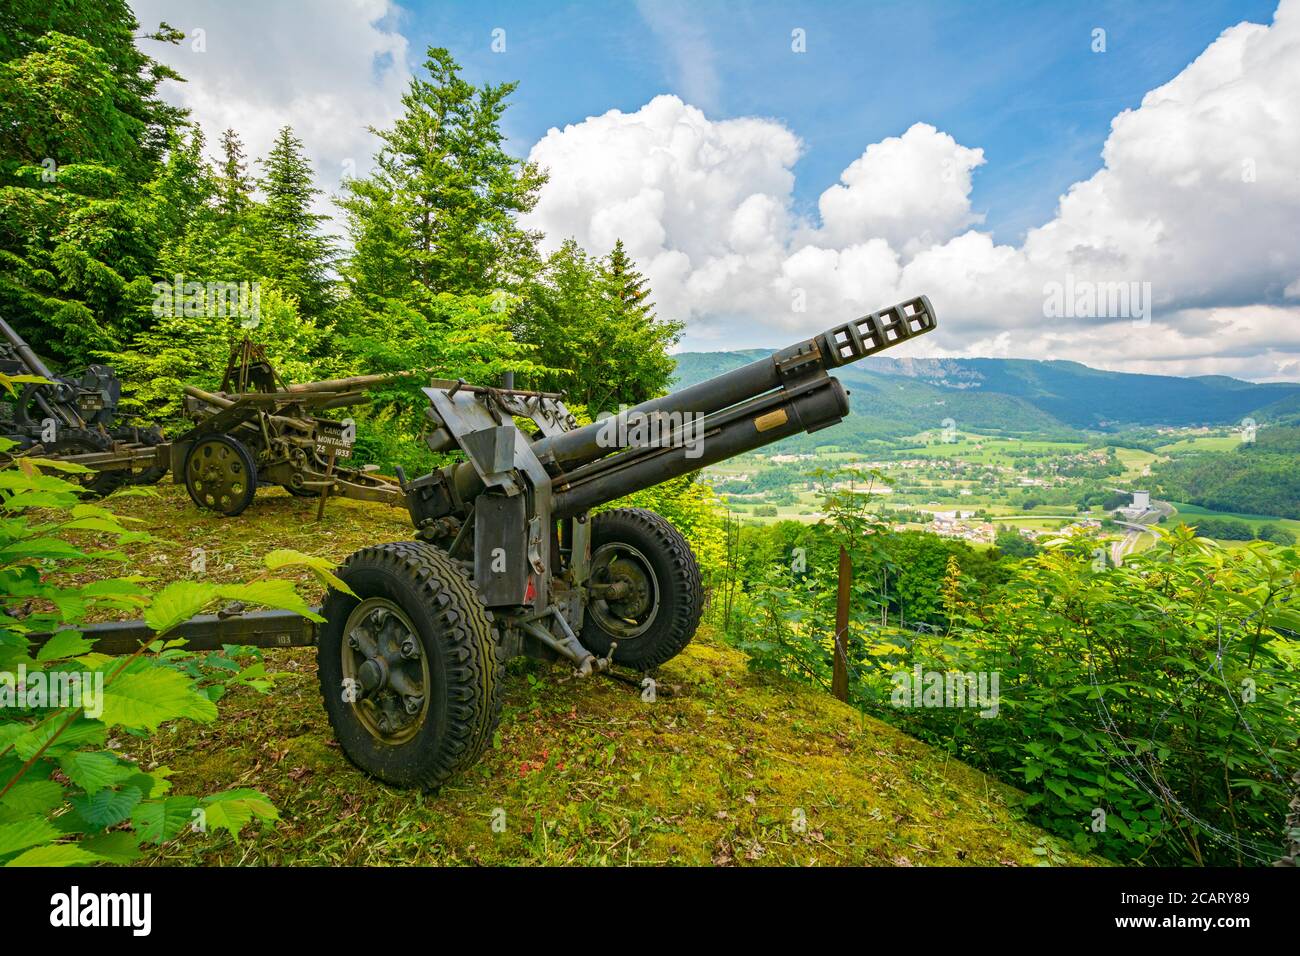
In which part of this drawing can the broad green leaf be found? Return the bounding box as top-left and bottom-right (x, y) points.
(35, 630), (96, 662)
(0, 492), (74, 511)
(0, 816), (60, 857)
(80, 578), (149, 597)
(123, 766), (172, 799)
(199, 788), (279, 841)
(0, 471), (86, 493)
(80, 831), (141, 864)
(69, 785), (143, 829)
(100, 668), (218, 730)
(16, 457), (94, 474)
(263, 549), (355, 596)
(219, 580), (324, 622)
(60, 517), (131, 535)
(0, 538), (86, 561)
(131, 796), (200, 844)
(4, 843), (102, 867)
(58, 752), (136, 794)
(143, 581), (221, 633)
(0, 780), (64, 815)
(13, 718), (107, 760)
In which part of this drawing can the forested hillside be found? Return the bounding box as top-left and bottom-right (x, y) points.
(1152, 425), (1300, 519)
(672, 351), (1300, 434)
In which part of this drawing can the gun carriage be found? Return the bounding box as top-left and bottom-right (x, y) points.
(172, 340), (414, 516)
(0, 317), (166, 494)
(36, 297), (937, 788)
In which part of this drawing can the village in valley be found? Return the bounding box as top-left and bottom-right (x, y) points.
(706, 424), (1294, 558)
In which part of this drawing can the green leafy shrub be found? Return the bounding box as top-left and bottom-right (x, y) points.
(869, 528), (1299, 865)
(716, 474), (1299, 866)
(0, 431), (333, 865)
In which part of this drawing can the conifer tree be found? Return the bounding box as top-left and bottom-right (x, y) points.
(216, 128), (252, 218)
(257, 126), (334, 320)
(338, 46), (546, 307)
(606, 238), (651, 313)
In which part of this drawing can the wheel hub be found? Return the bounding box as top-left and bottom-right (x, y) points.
(342, 599), (429, 743)
(590, 543), (659, 639)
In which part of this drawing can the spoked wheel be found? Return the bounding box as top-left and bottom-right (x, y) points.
(318, 542), (503, 790)
(184, 433), (256, 516)
(579, 508), (703, 671)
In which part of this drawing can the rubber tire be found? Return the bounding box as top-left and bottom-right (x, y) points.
(579, 508), (703, 671)
(49, 428), (127, 497)
(183, 433), (257, 516)
(318, 542), (504, 790)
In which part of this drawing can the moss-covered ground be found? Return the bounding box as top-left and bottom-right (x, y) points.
(83, 483), (1093, 866)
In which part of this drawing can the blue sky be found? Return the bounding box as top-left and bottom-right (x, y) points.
(399, 0), (1276, 246)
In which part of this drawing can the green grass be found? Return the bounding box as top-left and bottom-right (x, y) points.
(1155, 435), (1241, 454)
(70, 483), (1092, 866)
(1166, 502), (1300, 543)
(899, 434), (1087, 466)
(1168, 501), (1296, 527)
(1113, 447), (1157, 478)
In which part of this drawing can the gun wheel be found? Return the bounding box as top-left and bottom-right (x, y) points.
(318, 542), (503, 790)
(184, 433), (256, 516)
(581, 507), (703, 670)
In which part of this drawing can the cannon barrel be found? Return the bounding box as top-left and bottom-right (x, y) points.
(0, 316), (56, 381)
(417, 295), (936, 524)
(285, 370), (423, 394)
(533, 295), (935, 472)
(552, 372), (852, 519)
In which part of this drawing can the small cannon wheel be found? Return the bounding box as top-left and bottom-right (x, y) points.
(580, 507), (703, 670)
(318, 542), (503, 790)
(183, 433), (256, 516)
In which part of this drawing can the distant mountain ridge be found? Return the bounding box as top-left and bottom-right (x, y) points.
(671, 351), (1300, 436)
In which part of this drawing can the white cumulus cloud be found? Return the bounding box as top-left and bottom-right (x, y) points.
(128, 0), (410, 216)
(523, 0), (1300, 381)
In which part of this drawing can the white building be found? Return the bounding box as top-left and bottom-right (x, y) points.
(1131, 490), (1150, 511)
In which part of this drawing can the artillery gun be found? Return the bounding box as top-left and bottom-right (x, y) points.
(0, 317), (166, 494)
(42, 296), (937, 789)
(172, 339), (415, 516)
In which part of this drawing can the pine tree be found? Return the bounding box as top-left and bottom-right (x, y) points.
(257, 126), (334, 320)
(338, 46), (546, 305)
(520, 239), (681, 412)
(0, 2), (188, 362)
(216, 128), (252, 218)
(606, 239), (651, 313)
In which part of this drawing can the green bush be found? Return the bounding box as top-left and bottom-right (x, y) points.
(863, 528), (1299, 865)
(718, 497), (1299, 865)
(0, 429), (338, 865)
